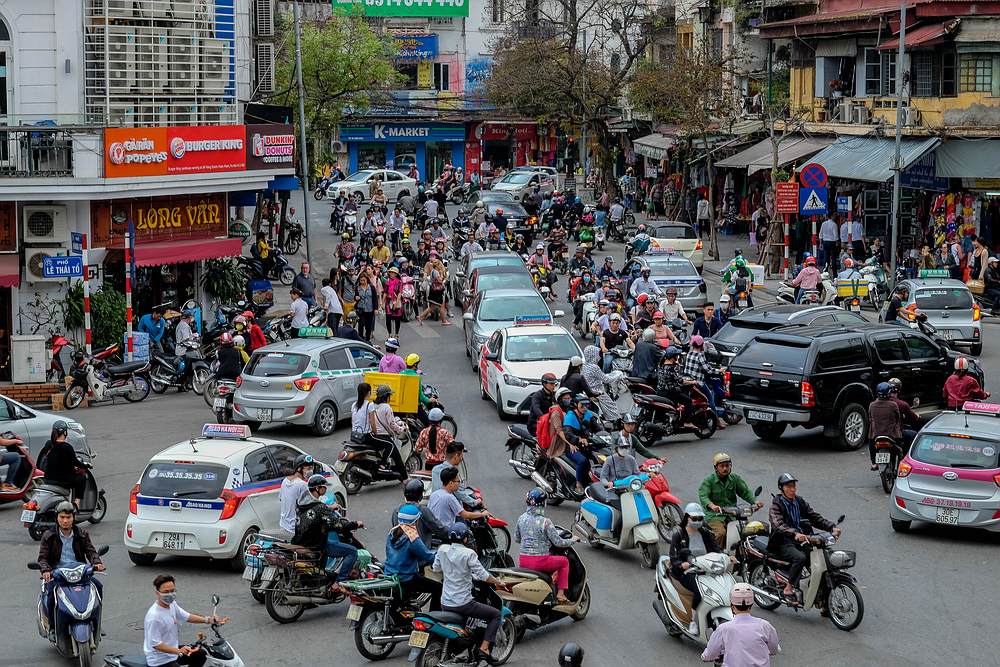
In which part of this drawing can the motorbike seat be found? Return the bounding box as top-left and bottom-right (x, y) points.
(36, 482), (72, 495)
(504, 567), (556, 584)
(509, 424), (533, 441)
(627, 376), (651, 385)
(636, 393), (676, 408)
(273, 543), (322, 559)
(116, 657), (150, 667)
(426, 610), (467, 624)
(751, 536), (770, 553)
(106, 361), (147, 375)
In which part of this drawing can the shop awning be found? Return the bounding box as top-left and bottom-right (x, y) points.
(715, 135), (834, 174)
(935, 140), (1000, 179)
(135, 238), (243, 268)
(808, 136), (940, 183)
(0, 254), (19, 287)
(633, 134), (677, 161)
(878, 20), (958, 50)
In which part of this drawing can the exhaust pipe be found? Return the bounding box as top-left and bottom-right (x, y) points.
(530, 471), (554, 494)
(349, 466), (373, 480)
(748, 585), (780, 602)
(282, 595), (337, 605)
(368, 633), (412, 644)
(508, 459), (534, 475)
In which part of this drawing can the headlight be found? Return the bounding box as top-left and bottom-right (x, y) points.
(699, 584), (725, 606)
(503, 374), (529, 388)
(829, 550), (856, 568)
(60, 565), (86, 583)
(67, 422), (85, 434)
(472, 334), (487, 347)
(629, 478), (644, 492)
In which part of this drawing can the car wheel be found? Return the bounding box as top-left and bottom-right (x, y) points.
(229, 527), (259, 572)
(750, 422), (786, 441)
(971, 342), (983, 355)
(243, 420), (262, 432)
(352, 192), (365, 204)
(890, 518), (911, 533)
(835, 402), (868, 451)
(88, 495), (107, 524)
(128, 551), (157, 566)
(311, 402), (338, 436)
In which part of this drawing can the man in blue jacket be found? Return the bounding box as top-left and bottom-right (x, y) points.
(137, 307), (166, 352)
(384, 504), (441, 609)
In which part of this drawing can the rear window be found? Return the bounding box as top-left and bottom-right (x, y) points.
(714, 320), (776, 346)
(644, 259), (695, 276)
(477, 273), (533, 292)
(915, 288), (973, 310)
(652, 225), (697, 240)
(734, 340), (809, 372)
(910, 434), (1000, 469)
(246, 351), (310, 377)
(139, 462), (228, 499)
(470, 256), (522, 273)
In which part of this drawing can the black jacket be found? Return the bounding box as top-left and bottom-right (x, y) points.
(527, 389), (555, 432)
(631, 341), (662, 381)
(560, 371), (593, 398)
(216, 346), (243, 381)
(333, 325), (363, 342)
(669, 526), (720, 574)
(293, 496), (359, 551)
(768, 495), (835, 549)
(38, 525), (102, 574)
(41, 439), (83, 486)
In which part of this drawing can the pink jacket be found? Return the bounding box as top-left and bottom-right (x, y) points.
(791, 266), (822, 289)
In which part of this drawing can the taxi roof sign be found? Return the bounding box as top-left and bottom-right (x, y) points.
(646, 246), (675, 255)
(513, 314), (552, 326)
(961, 401), (1000, 416)
(298, 326), (333, 338)
(201, 423), (252, 439)
(919, 269), (950, 278)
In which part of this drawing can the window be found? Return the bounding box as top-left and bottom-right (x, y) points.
(873, 335), (907, 362)
(244, 449), (279, 483)
(246, 352), (310, 377)
(386, 171), (404, 182)
(0, 399), (14, 421)
(487, 332), (503, 355)
(397, 63), (419, 89)
(320, 348), (352, 371)
(960, 55), (992, 93)
(941, 51), (957, 96)
(903, 333), (939, 360)
(348, 346), (380, 369)
(809, 314), (837, 327)
(268, 445), (304, 477)
(864, 48), (896, 96)
(434, 62), (450, 92)
(912, 52), (938, 98)
(817, 338), (865, 371)
(491, 0), (504, 23)
(679, 32), (693, 52)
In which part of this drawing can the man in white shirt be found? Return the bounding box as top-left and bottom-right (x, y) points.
(423, 197), (439, 221)
(173, 312), (196, 356)
(319, 279), (343, 330)
(144, 574), (228, 666)
(850, 218), (866, 260)
(819, 215), (839, 274)
(278, 454), (314, 537)
(608, 200), (625, 225)
(696, 194), (711, 237)
(289, 288), (310, 335)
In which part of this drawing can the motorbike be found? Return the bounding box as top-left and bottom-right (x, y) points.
(334, 424), (423, 495)
(703, 347), (742, 425)
(0, 434), (45, 503)
(344, 573), (435, 662)
(873, 435), (906, 494)
(48, 334), (72, 383)
(529, 432), (613, 506)
(448, 182), (470, 205)
(630, 386), (718, 445)
(860, 259), (887, 309)
(343, 210), (358, 238)
(236, 247), (295, 286)
(727, 275), (754, 313)
(63, 352), (151, 409)
(607, 216), (627, 243)
(406, 583), (516, 667)
(22, 451), (108, 541)
(29, 545), (110, 667)
(667, 317), (690, 347)
(573, 473), (661, 568)
(595, 226), (606, 252)
(714, 485), (765, 560)
(401, 275), (419, 321)
(652, 551), (735, 651)
(506, 424), (539, 481)
(744, 515), (864, 631)
(282, 220), (304, 256)
(210, 380), (238, 424)
(608, 345), (633, 374)
(638, 458), (683, 542)
(149, 338), (211, 395)
(776, 272), (836, 306)
(105, 595), (245, 667)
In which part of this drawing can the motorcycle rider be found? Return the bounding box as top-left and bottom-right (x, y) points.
(571, 271), (598, 328)
(631, 328), (663, 385)
(596, 256), (617, 281)
(515, 488), (579, 605)
(385, 503), (442, 609)
(379, 337), (407, 374)
(391, 480), (449, 546)
(717, 294), (735, 324)
(337, 232), (356, 265)
(143, 574), (228, 667)
(582, 345), (622, 423)
(888, 377), (923, 432)
(527, 373), (559, 433)
(631, 225), (651, 256)
(884, 283), (909, 324)
(0, 430), (24, 492)
(984, 256), (1000, 315)
(388, 205), (406, 252)
(768, 473), (840, 604)
(683, 335), (727, 430)
(616, 412), (662, 461)
(294, 474), (363, 594)
(367, 384), (409, 480)
(790, 256), (822, 303)
(214, 332), (242, 383)
(868, 382), (912, 471)
(632, 295), (658, 331)
(698, 452), (763, 547)
(655, 348), (698, 430)
(562, 394), (602, 492)
(416, 407), (454, 468)
(599, 314), (633, 373)
(428, 466), (489, 530)
(37, 501), (105, 637)
(943, 357), (989, 409)
(459, 232), (484, 260)
(629, 267), (663, 304)
(560, 356), (593, 399)
(39, 421), (87, 509)
(669, 503), (724, 635)
(596, 435), (640, 534)
(837, 257), (863, 282)
(237, 312), (267, 352)
(369, 235), (392, 264)
(570, 248), (594, 274)
(401, 353), (440, 424)
(722, 256), (755, 307)
(174, 310), (196, 356)
(658, 288), (687, 323)
(649, 311), (680, 347)
(278, 454), (314, 538)
(333, 310), (364, 342)
(701, 583), (781, 666)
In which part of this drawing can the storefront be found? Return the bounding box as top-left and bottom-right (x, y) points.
(338, 123), (465, 183)
(470, 122), (546, 174)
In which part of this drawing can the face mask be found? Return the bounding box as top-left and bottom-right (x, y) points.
(560, 399), (572, 409)
(689, 520), (704, 529)
(583, 276), (591, 282)
(160, 592), (177, 604)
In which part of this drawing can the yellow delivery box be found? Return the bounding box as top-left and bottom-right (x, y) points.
(835, 278), (869, 298)
(364, 372), (421, 414)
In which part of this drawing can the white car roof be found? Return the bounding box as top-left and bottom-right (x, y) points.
(150, 435), (289, 465)
(502, 324), (573, 338)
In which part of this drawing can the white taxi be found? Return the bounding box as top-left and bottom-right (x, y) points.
(478, 315), (582, 418)
(124, 423), (346, 570)
(649, 221), (704, 271)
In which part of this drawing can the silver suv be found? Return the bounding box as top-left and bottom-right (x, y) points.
(233, 337), (382, 436)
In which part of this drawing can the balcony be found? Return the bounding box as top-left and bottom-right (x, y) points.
(0, 126), (75, 178)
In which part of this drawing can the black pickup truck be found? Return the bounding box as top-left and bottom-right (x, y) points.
(724, 322), (984, 450)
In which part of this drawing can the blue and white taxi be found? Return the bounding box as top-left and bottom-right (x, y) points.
(624, 250), (707, 310)
(124, 424), (346, 569)
(478, 315), (582, 417)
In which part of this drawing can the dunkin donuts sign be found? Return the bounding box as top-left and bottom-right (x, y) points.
(245, 124), (296, 170)
(105, 125), (247, 178)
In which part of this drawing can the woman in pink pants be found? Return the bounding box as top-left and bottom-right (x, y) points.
(514, 488), (580, 604)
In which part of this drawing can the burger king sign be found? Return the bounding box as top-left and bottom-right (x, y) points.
(105, 125), (247, 178)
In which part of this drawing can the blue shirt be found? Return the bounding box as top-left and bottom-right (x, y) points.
(137, 314), (165, 343)
(56, 531), (77, 569)
(563, 409), (596, 433)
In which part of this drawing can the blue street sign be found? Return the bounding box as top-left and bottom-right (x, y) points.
(71, 232), (84, 255)
(42, 255), (83, 278)
(836, 196), (852, 214)
(799, 187), (829, 215)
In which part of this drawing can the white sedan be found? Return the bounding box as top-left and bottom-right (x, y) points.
(327, 169), (417, 203)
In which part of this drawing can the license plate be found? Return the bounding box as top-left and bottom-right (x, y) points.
(746, 409), (774, 422)
(20, 509), (36, 522)
(408, 631), (429, 649)
(347, 604), (364, 621)
(935, 507), (960, 525)
(850, 304), (861, 312)
(333, 460), (347, 473)
(256, 408), (272, 422)
(738, 299), (748, 308)
(241, 565), (255, 581)
(214, 397), (227, 409)
(162, 532), (185, 550)
(875, 452), (891, 464)
(941, 330), (955, 341)
(260, 566), (278, 583)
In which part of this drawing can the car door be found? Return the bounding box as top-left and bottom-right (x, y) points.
(320, 347), (356, 415)
(480, 331), (503, 397)
(384, 171), (402, 199)
(902, 331), (951, 408)
(241, 447), (282, 532)
(870, 332), (919, 404)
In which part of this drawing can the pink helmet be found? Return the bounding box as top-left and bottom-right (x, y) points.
(690, 334), (705, 347)
(731, 583), (754, 607)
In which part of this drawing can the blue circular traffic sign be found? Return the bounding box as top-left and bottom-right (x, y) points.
(800, 162), (828, 188)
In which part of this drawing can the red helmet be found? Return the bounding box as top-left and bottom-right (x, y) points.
(219, 332), (234, 345)
(241, 310), (254, 320)
(637, 293), (649, 305)
(804, 257), (816, 267)
(955, 357), (969, 371)
(843, 258), (854, 268)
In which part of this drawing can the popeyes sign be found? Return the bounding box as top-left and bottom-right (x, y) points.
(105, 125), (247, 178)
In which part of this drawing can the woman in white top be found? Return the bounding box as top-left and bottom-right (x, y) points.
(367, 384), (408, 480)
(351, 383), (372, 443)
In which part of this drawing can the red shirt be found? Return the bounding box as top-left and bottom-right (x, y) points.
(248, 323), (267, 352)
(943, 373), (987, 409)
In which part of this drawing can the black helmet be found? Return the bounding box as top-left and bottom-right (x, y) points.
(404, 478), (425, 502)
(558, 642), (584, 667)
(447, 523), (470, 543)
(346, 310), (359, 323)
(777, 472), (798, 488)
(895, 283), (909, 294)
(307, 474), (329, 491)
(293, 454), (314, 472)
(51, 420), (69, 439)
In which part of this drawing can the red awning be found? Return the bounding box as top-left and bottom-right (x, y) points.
(878, 19), (959, 49)
(0, 254), (19, 287)
(134, 238), (243, 267)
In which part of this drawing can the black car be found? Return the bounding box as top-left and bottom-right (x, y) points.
(460, 193), (536, 240)
(724, 322), (984, 451)
(710, 304), (867, 361)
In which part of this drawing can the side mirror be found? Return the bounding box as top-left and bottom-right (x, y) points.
(97, 545), (110, 556)
(27, 562), (40, 570)
(462, 313), (474, 321)
(553, 309), (565, 318)
(485, 352), (499, 362)
(836, 514), (846, 524)
(754, 485), (763, 497)
(212, 594), (221, 606)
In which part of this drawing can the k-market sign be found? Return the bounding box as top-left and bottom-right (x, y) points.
(339, 124), (465, 142)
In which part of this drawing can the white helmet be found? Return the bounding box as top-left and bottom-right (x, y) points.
(684, 502), (705, 519)
(232, 335), (245, 347)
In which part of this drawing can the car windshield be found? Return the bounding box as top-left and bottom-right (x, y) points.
(139, 462), (228, 499)
(652, 225), (697, 240)
(477, 273), (534, 292)
(499, 172), (533, 185)
(910, 433), (1000, 469)
(714, 320), (778, 346)
(470, 256), (524, 273)
(506, 334), (578, 362)
(915, 288), (973, 310)
(480, 296), (548, 321)
(734, 340), (809, 372)
(644, 258), (695, 276)
(246, 351), (311, 377)
(346, 170), (375, 182)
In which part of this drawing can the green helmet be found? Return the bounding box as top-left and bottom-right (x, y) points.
(734, 257), (747, 269)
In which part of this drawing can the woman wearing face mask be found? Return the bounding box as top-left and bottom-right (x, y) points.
(668, 503), (722, 636)
(515, 488), (580, 605)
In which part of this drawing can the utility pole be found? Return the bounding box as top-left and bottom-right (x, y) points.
(580, 30), (588, 174)
(888, 0), (907, 279)
(293, 0), (313, 266)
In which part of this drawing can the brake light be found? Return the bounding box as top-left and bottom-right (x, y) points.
(235, 376), (243, 387)
(994, 473), (1000, 488)
(129, 484), (139, 514)
(800, 381), (815, 407)
(219, 530), (228, 545)
(973, 303), (981, 321)
(695, 239), (703, 251)
(895, 496), (906, 508)
(23, 500), (38, 511)
(897, 461), (912, 478)
(220, 489), (244, 520)
(126, 523), (133, 538)
(412, 619), (432, 632)
(294, 377), (318, 392)
(724, 371), (731, 397)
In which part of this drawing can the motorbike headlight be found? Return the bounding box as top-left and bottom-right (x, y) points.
(503, 373), (529, 388)
(629, 477), (644, 492)
(67, 422), (85, 434)
(829, 550), (855, 568)
(699, 584), (725, 607)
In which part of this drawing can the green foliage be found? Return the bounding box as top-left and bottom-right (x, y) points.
(64, 283), (85, 331)
(64, 286), (126, 349)
(201, 258), (248, 304)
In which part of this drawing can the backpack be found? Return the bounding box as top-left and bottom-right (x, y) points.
(535, 409), (555, 449)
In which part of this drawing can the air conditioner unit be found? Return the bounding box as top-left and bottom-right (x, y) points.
(135, 0), (171, 19)
(107, 27), (137, 93)
(902, 106), (920, 127)
(107, 103), (136, 127)
(25, 248), (68, 283)
(255, 42), (274, 94)
(255, 0), (274, 37)
(851, 104), (871, 125)
(836, 102), (852, 123)
(136, 27), (169, 91)
(200, 38), (230, 96)
(23, 206), (69, 244)
(105, 0), (135, 19)
(331, 141), (346, 154)
(167, 27), (198, 91)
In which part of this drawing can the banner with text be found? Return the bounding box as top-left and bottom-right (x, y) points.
(332, 0), (469, 17)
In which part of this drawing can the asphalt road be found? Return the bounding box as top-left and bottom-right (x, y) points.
(4, 197), (1000, 667)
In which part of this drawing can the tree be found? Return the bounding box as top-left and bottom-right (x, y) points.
(486, 0), (673, 195)
(273, 13), (402, 138)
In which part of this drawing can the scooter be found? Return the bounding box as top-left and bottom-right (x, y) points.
(573, 473), (660, 568)
(506, 424), (539, 480)
(727, 276), (754, 313)
(743, 516), (864, 631)
(63, 352), (151, 409)
(776, 272), (836, 305)
(282, 220), (304, 256)
(0, 434), (45, 503)
(212, 380), (238, 424)
(105, 595), (245, 667)
(149, 338), (212, 395)
(638, 458), (683, 542)
(334, 427), (422, 495)
(529, 432), (613, 506)
(236, 247), (295, 286)
(344, 571), (437, 662)
(22, 451), (108, 541)
(343, 210), (358, 238)
(29, 545), (110, 667)
(651, 551), (735, 651)
(860, 259), (887, 310)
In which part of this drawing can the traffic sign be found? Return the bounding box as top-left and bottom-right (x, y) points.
(836, 196), (852, 214)
(799, 162), (828, 188)
(799, 186), (829, 215)
(775, 183), (800, 214)
(42, 255), (84, 278)
(71, 232), (84, 255)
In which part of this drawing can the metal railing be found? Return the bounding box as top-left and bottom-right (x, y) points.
(0, 127), (75, 178)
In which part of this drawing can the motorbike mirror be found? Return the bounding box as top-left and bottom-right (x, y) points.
(212, 594), (220, 606)
(27, 562), (40, 570)
(553, 309), (565, 318)
(754, 485), (763, 497)
(97, 545), (110, 556)
(836, 514), (846, 524)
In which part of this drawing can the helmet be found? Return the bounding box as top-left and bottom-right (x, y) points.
(346, 311), (358, 323)
(448, 523), (471, 543)
(876, 382), (892, 399)
(743, 520), (767, 535)
(636, 293), (649, 305)
(690, 334), (704, 347)
(406, 353), (421, 367)
(536, 242), (545, 250)
(804, 257), (816, 267)
(662, 346), (681, 359)
(684, 502), (705, 519)
(342, 232), (351, 240)
(428, 407), (444, 422)
(652, 311), (664, 319)
(376, 384), (394, 400)
(233, 315), (247, 329)
(293, 454), (314, 472)
(558, 642), (584, 667)
(604, 256), (614, 263)
(888, 377), (902, 392)
(666, 287), (678, 296)
(777, 472), (798, 488)
(555, 387), (574, 401)
(642, 328), (655, 342)
(525, 488), (547, 507)
(307, 474), (329, 491)
(574, 393), (591, 407)
(219, 332), (233, 345)
(54, 500), (76, 516)
(241, 310), (255, 320)
(712, 452), (732, 466)
(233, 335), (245, 347)
(51, 420), (69, 437)
(719, 294), (731, 303)
(385, 337), (400, 350)
(731, 583), (755, 607)
(622, 412), (637, 425)
(476, 200), (485, 209)
(803, 251), (813, 259)
(843, 258), (854, 268)
(397, 504), (421, 524)
(404, 479), (425, 502)
(541, 372), (557, 384)
(734, 257), (747, 268)
(955, 357), (969, 371)
(609, 313), (622, 322)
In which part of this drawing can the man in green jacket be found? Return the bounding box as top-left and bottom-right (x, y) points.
(698, 452), (763, 547)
